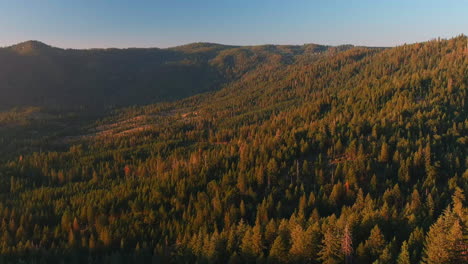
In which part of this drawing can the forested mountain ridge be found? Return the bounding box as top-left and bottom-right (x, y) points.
(0, 36), (466, 263)
(0, 40), (339, 109)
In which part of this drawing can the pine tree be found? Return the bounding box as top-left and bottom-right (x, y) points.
(379, 142), (390, 163)
(423, 207), (461, 264)
(318, 228), (343, 264)
(397, 241), (410, 264)
(289, 224), (313, 263)
(376, 244), (393, 264)
(268, 235), (289, 263)
(240, 226), (264, 262)
(448, 219), (466, 263)
(366, 225), (385, 260)
(251, 220), (264, 257)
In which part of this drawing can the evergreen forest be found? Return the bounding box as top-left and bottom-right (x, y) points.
(0, 36), (466, 263)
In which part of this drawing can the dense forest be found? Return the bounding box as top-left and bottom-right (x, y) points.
(0, 36), (466, 263)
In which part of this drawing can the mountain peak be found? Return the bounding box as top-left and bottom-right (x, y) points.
(9, 40), (55, 54)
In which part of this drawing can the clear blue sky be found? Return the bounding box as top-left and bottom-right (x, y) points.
(0, 0), (466, 49)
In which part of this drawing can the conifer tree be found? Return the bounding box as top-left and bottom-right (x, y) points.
(379, 142), (390, 163)
(318, 227), (343, 264)
(366, 225), (385, 260)
(397, 241), (410, 264)
(423, 208), (461, 264)
(268, 235), (289, 264)
(289, 224), (314, 263)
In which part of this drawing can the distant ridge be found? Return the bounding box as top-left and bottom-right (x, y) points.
(0, 39), (344, 109)
(3, 35), (442, 110)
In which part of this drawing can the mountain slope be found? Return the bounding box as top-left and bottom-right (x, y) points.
(0, 36), (466, 263)
(0, 41), (337, 109)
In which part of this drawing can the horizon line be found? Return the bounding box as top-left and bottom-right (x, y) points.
(2, 34), (466, 51)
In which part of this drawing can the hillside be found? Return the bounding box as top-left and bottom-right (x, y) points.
(0, 41), (337, 109)
(0, 36), (466, 263)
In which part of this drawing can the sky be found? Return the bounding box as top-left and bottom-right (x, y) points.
(0, 0), (466, 49)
